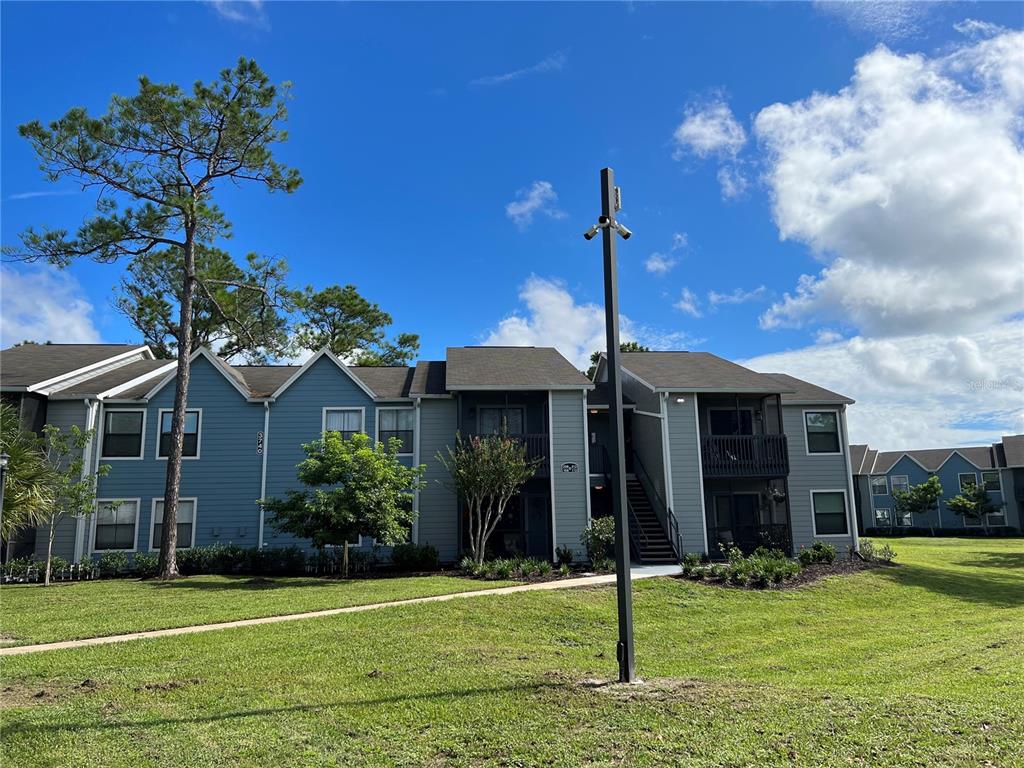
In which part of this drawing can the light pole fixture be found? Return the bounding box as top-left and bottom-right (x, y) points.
(0, 451), (9, 546)
(583, 167), (636, 684)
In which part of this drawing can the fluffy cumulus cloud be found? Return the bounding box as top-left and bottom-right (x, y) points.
(0, 265), (101, 347)
(674, 287), (702, 318)
(673, 100), (747, 158)
(755, 28), (1024, 337)
(505, 181), (567, 230)
(744, 322), (1024, 449)
(482, 276), (698, 369)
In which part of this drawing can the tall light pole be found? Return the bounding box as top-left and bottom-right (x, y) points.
(0, 452), (9, 560)
(583, 167), (636, 683)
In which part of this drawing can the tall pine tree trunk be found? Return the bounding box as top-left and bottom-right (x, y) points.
(158, 233), (197, 580)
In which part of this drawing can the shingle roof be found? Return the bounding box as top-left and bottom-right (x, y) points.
(849, 444), (869, 474)
(445, 347), (592, 390)
(618, 351), (793, 393)
(1002, 435), (1024, 467)
(233, 366), (298, 398)
(870, 447), (997, 474)
(0, 344), (146, 388)
(765, 373), (854, 404)
(51, 359), (172, 398)
(349, 366), (415, 399)
(586, 382), (635, 408)
(410, 361), (448, 396)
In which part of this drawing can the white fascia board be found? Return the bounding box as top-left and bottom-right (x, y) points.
(269, 348), (377, 400)
(91, 361), (178, 401)
(142, 347), (254, 402)
(28, 345), (154, 394)
(445, 384), (594, 392)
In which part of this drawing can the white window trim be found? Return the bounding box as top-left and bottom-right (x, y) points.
(963, 514), (983, 528)
(895, 510), (913, 527)
(90, 498), (141, 554)
(322, 406), (366, 436)
(809, 488), (851, 538)
(99, 408), (147, 460)
(874, 508), (892, 526)
(870, 475), (888, 496)
(987, 508), (1007, 527)
(802, 409), (843, 457)
(150, 497), (198, 550)
(706, 407), (755, 436)
(155, 408), (203, 461)
(981, 470), (1002, 492)
(958, 472), (978, 493)
(375, 406), (415, 457)
(889, 475), (909, 494)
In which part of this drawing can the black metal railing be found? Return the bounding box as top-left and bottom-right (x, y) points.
(701, 434), (789, 478)
(468, 433), (549, 475)
(632, 449), (683, 561)
(598, 446), (646, 559)
(707, 523), (792, 558)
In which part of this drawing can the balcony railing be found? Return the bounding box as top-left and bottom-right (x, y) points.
(468, 433), (549, 475)
(701, 434), (789, 478)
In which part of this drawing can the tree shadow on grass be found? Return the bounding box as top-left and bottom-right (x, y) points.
(144, 576), (354, 592)
(872, 561), (1024, 609)
(969, 550), (1024, 571)
(2, 681), (563, 737)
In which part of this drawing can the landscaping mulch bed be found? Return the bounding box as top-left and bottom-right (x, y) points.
(785, 557), (895, 588)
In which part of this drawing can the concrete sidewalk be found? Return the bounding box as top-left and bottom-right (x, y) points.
(0, 565), (681, 657)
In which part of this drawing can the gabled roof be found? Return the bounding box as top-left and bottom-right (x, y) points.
(1001, 435), (1024, 468)
(50, 359), (175, 399)
(410, 361), (448, 396)
(586, 382), (635, 408)
(617, 351), (794, 393)
(269, 348), (377, 400)
(233, 366), (299, 398)
(765, 373), (854, 404)
(866, 446), (998, 474)
(0, 343), (150, 390)
(141, 347), (255, 402)
(349, 366), (415, 400)
(445, 347), (592, 390)
(849, 444), (869, 474)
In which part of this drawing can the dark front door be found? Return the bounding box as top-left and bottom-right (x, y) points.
(524, 494), (550, 559)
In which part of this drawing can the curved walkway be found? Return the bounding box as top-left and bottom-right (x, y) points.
(0, 565), (680, 657)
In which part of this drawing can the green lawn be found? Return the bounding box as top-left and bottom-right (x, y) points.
(2, 538), (1022, 767)
(0, 573), (512, 646)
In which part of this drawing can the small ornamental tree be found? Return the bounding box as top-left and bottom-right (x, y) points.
(0, 403), (56, 543)
(438, 433), (541, 565)
(892, 476), (943, 532)
(262, 432), (425, 576)
(946, 483), (1001, 534)
(39, 424), (110, 586)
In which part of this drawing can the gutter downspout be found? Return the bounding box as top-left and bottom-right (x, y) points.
(258, 402), (270, 549)
(75, 399), (100, 563)
(840, 406), (861, 553)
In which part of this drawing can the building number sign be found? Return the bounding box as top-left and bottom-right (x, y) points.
(256, 431), (264, 455)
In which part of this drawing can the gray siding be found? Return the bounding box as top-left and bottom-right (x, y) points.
(619, 368), (661, 414)
(631, 411), (666, 508)
(34, 400), (90, 561)
(784, 405), (856, 552)
(550, 390), (588, 558)
(666, 393), (706, 553)
(416, 398), (459, 561)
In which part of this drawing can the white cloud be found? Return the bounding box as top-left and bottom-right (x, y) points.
(208, 0), (268, 28)
(505, 181), (567, 230)
(481, 276), (698, 369)
(645, 252), (677, 275)
(755, 30), (1024, 337)
(470, 52), (567, 87)
(814, 1), (934, 40)
(671, 232), (688, 250)
(743, 322), (1024, 449)
(814, 328), (844, 345)
(0, 265), (101, 347)
(674, 288), (702, 318)
(5, 189), (81, 201)
(716, 166), (749, 200)
(708, 285), (767, 307)
(673, 99), (747, 158)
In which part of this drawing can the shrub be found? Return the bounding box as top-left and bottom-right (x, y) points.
(391, 543), (439, 572)
(49, 555), (70, 574)
(133, 552), (159, 578)
(681, 552), (701, 576)
(487, 558), (516, 580)
(555, 545), (574, 566)
(708, 564), (728, 580)
(459, 555), (482, 577)
(97, 551), (129, 577)
(347, 547), (380, 575)
(581, 517), (616, 561)
(798, 541), (838, 567)
(558, 563), (571, 577)
(860, 540), (897, 563)
(536, 560), (554, 577)
(591, 556), (615, 574)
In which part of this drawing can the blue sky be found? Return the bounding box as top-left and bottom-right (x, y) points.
(1, 1), (1022, 449)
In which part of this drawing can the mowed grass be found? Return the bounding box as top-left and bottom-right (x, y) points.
(1, 538), (1022, 767)
(0, 573), (512, 646)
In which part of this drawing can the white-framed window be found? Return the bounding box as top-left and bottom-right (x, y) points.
(896, 511), (913, 527)
(958, 472), (978, 493)
(964, 513), (982, 528)
(803, 411), (841, 455)
(101, 409), (146, 459)
(377, 407), (415, 455)
(874, 508), (892, 527)
(981, 471), (1001, 492)
(92, 499), (140, 552)
(150, 498), (197, 550)
(870, 476), (888, 495)
(323, 407), (364, 439)
(157, 409), (201, 459)
(890, 475), (909, 494)
(988, 508), (1007, 527)
(810, 490), (849, 536)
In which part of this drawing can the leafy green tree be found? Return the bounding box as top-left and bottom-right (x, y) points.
(7, 58), (301, 579)
(0, 403), (56, 542)
(438, 434), (540, 565)
(946, 483), (1001, 533)
(115, 246), (293, 363)
(38, 424), (110, 586)
(585, 341), (650, 379)
(262, 432), (425, 576)
(294, 284), (420, 366)
(892, 476), (943, 531)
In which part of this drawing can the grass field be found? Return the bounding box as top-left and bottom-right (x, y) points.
(1, 538), (1022, 767)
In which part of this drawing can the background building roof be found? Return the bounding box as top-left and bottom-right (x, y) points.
(445, 347), (591, 390)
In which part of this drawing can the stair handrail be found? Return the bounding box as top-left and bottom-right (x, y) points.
(600, 446), (645, 559)
(631, 449), (684, 561)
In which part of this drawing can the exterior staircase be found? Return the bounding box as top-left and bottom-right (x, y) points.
(626, 476), (678, 564)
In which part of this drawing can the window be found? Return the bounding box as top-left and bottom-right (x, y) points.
(963, 513), (982, 528)
(958, 472), (978, 492)
(708, 409), (753, 436)
(151, 499), (196, 550)
(982, 471), (1001, 492)
(890, 475), (909, 494)
(896, 511), (913, 527)
(804, 411), (841, 454)
(874, 508), (892, 527)
(93, 500), (138, 551)
(988, 508), (1007, 527)
(379, 408), (414, 454)
(811, 491), (848, 536)
(870, 476), (888, 495)
(479, 407), (524, 435)
(101, 410), (144, 458)
(324, 408), (363, 439)
(158, 410), (200, 458)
